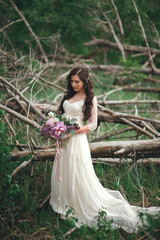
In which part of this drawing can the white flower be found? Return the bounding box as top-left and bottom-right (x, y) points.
(48, 111), (55, 118)
(54, 117), (59, 123)
(74, 120), (79, 125)
(67, 116), (72, 122)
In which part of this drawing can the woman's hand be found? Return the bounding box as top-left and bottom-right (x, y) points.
(76, 128), (88, 134)
(66, 133), (71, 138)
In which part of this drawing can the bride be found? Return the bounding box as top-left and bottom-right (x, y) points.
(49, 67), (160, 233)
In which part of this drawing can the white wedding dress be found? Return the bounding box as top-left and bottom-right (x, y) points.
(50, 97), (160, 233)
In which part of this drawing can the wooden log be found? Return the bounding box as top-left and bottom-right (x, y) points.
(11, 139), (160, 161)
(11, 148), (55, 161)
(0, 104), (40, 128)
(0, 100), (57, 113)
(1, 100), (159, 132)
(11, 159), (33, 177)
(112, 86), (160, 93)
(48, 63), (160, 75)
(84, 39), (160, 56)
(89, 138), (160, 159)
(92, 158), (160, 164)
(98, 100), (160, 105)
(0, 76), (46, 118)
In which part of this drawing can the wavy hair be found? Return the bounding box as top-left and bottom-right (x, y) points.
(57, 67), (94, 121)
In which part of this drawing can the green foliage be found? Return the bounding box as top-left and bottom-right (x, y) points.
(0, 109), (28, 210)
(0, 139), (159, 239)
(1, 0), (160, 59)
(1, 0), (96, 54)
(0, 110), (18, 207)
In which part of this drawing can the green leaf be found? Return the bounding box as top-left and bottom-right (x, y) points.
(69, 129), (76, 135)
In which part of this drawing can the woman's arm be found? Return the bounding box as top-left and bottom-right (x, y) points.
(76, 96), (97, 134)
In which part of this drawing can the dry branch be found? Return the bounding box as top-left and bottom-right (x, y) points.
(112, 86), (160, 93)
(132, 0), (159, 73)
(1, 100), (57, 113)
(9, 0), (49, 64)
(37, 193), (51, 209)
(84, 39), (160, 56)
(40, 77), (65, 92)
(48, 63), (160, 75)
(98, 111), (160, 132)
(2, 97), (159, 134)
(92, 158), (160, 164)
(0, 104), (40, 128)
(90, 138), (160, 159)
(97, 1), (126, 61)
(118, 116), (154, 138)
(98, 99), (160, 105)
(91, 127), (133, 142)
(0, 76), (45, 118)
(10, 139), (160, 161)
(11, 159), (33, 177)
(1, 19), (23, 31)
(98, 105), (160, 138)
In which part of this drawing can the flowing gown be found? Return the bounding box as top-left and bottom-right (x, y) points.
(50, 97), (160, 233)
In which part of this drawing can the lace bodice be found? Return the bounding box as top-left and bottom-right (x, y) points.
(63, 96), (97, 131)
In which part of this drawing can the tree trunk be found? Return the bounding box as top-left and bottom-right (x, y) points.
(11, 139), (160, 161)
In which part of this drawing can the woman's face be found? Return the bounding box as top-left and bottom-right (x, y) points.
(71, 75), (84, 93)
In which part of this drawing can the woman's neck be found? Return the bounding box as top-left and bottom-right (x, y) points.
(76, 89), (86, 96)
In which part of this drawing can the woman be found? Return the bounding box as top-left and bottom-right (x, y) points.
(50, 67), (159, 233)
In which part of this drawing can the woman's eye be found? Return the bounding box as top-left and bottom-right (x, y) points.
(71, 80), (79, 84)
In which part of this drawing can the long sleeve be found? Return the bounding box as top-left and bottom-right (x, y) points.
(87, 96), (97, 131)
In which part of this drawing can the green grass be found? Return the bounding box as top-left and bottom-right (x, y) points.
(1, 161), (159, 239)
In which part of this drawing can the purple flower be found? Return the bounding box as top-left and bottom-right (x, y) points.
(39, 114), (80, 140)
(40, 116), (45, 125)
(52, 121), (66, 139)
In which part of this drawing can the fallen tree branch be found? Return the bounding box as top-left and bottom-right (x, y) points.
(112, 86), (160, 93)
(40, 77), (65, 92)
(98, 105), (159, 138)
(1, 100), (57, 113)
(0, 103), (40, 128)
(90, 138), (160, 159)
(11, 158), (33, 177)
(64, 227), (77, 238)
(112, 112), (160, 125)
(37, 193), (51, 209)
(84, 39), (160, 56)
(132, 0), (158, 73)
(98, 99), (160, 105)
(9, 0), (49, 64)
(48, 63), (160, 75)
(92, 158), (160, 164)
(0, 76), (45, 118)
(11, 139), (160, 161)
(97, 0), (126, 61)
(141, 121), (160, 138)
(117, 117), (154, 138)
(91, 127), (133, 142)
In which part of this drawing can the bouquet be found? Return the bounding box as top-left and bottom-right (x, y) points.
(40, 111), (80, 140)
(39, 112), (80, 181)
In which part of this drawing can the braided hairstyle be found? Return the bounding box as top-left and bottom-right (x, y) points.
(57, 67), (94, 121)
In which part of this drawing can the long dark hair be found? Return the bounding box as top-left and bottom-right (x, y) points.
(57, 67), (94, 121)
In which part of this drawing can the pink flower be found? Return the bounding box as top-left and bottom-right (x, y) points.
(46, 118), (55, 126)
(53, 121), (66, 139)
